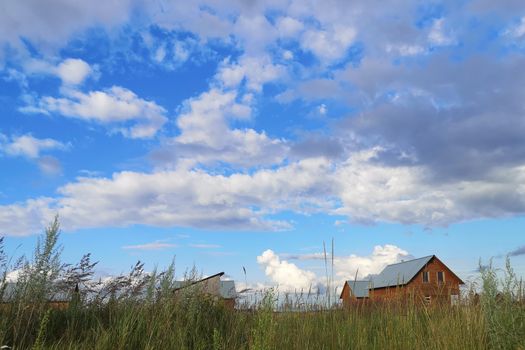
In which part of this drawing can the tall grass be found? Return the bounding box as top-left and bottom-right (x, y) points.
(1, 218), (524, 349)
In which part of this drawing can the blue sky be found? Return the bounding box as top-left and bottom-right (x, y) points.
(1, 0), (525, 292)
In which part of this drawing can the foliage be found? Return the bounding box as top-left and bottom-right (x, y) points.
(0, 218), (524, 349)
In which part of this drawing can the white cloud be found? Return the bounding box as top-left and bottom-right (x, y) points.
(163, 88), (288, 167)
(334, 219), (346, 226)
(122, 241), (177, 250)
(154, 45), (167, 63)
(276, 16), (304, 37)
(189, 243), (221, 249)
(6, 269), (22, 282)
(55, 58), (92, 85)
(283, 50), (294, 60)
(257, 244), (408, 293)
(333, 244), (409, 283)
(24, 86), (168, 139)
(257, 249), (317, 292)
(0, 157), (333, 236)
(216, 55), (285, 92)
(334, 148), (525, 226)
(0, 198), (56, 237)
(385, 44), (425, 56)
(2, 143), (525, 236)
(234, 15), (278, 54)
(1, 134), (67, 158)
(16, 57), (93, 89)
(504, 17), (525, 39)
(0, 0), (133, 49)
(173, 41), (190, 62)
(301, 25), (357, 63)
(428, 19), (456, 46)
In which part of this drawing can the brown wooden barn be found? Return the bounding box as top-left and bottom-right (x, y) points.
(173, 272), (237, 309)
(340, 255), (463, 306)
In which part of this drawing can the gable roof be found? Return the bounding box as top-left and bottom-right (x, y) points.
(345, 280), (371, 298)
(371, 255), (433, 289)
(172, 272), (237, 299)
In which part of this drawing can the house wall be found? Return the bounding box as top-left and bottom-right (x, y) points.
(222, 298), (235, 309)
(201, 275), (221, 295)
(341, 283), (369, 307)
(369, 257), (462, 302)
(341, 283), (352, 307)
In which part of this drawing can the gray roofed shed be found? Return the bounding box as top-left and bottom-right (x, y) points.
(345, 280), (371, 298)
(173, 272), (237, 300)
(219, 280), (236, 299)
(371, 255), (433, 289)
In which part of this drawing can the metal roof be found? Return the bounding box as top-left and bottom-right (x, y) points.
(345, 280), (371, 298)
(371, 255), (433, 289)
(173, 278), (237, 299)
(219, 280), (237, 299)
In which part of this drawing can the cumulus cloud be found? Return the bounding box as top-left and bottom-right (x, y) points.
(55, 58), (92, 85)
(300, 25), (357, 63)
(152, 88), (288, 168)
(3, 0), (525, 235)
(334, 148), (525, 226)
(0, 198), (56, 236)
(3, 143), (525, 235)
(0, 0), (133, 49)
(257, 249), (317, 292)
(0, 156), (335, 235)
(216, 55), (286, 92)
(333, 244), (410, 282)
(15, 57), (93, 88)
(23, 86), (168, 139)
(258, 244), (409, 292)
(276, 16), (304, 37)
(1, 134), (66, 158)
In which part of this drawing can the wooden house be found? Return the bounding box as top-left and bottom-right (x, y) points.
(340, 255), (463, 306)
(173, 272), (237, 308)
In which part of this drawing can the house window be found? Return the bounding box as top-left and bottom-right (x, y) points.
(422, 271), (429, 283)
(424, 295), (431, 305)
(437, 271), (445, 284)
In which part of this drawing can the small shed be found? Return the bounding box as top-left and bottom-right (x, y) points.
(173, 272), (237, 308)
(340, 280), (371, 307)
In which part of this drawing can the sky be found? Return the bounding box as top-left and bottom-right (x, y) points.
(1, 0), (525, 293)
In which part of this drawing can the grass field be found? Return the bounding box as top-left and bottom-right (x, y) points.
(1, 218), (524, 349)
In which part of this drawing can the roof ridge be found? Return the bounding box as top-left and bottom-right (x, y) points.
(346, 280), (371, 283)
(384, 255), (433, 267)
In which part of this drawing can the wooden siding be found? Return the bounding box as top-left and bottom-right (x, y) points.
(340, 283), (351, 307)
(340, 282), (368, 307)
(341, 256), (463, 306)
(369, 257), (462, 302)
